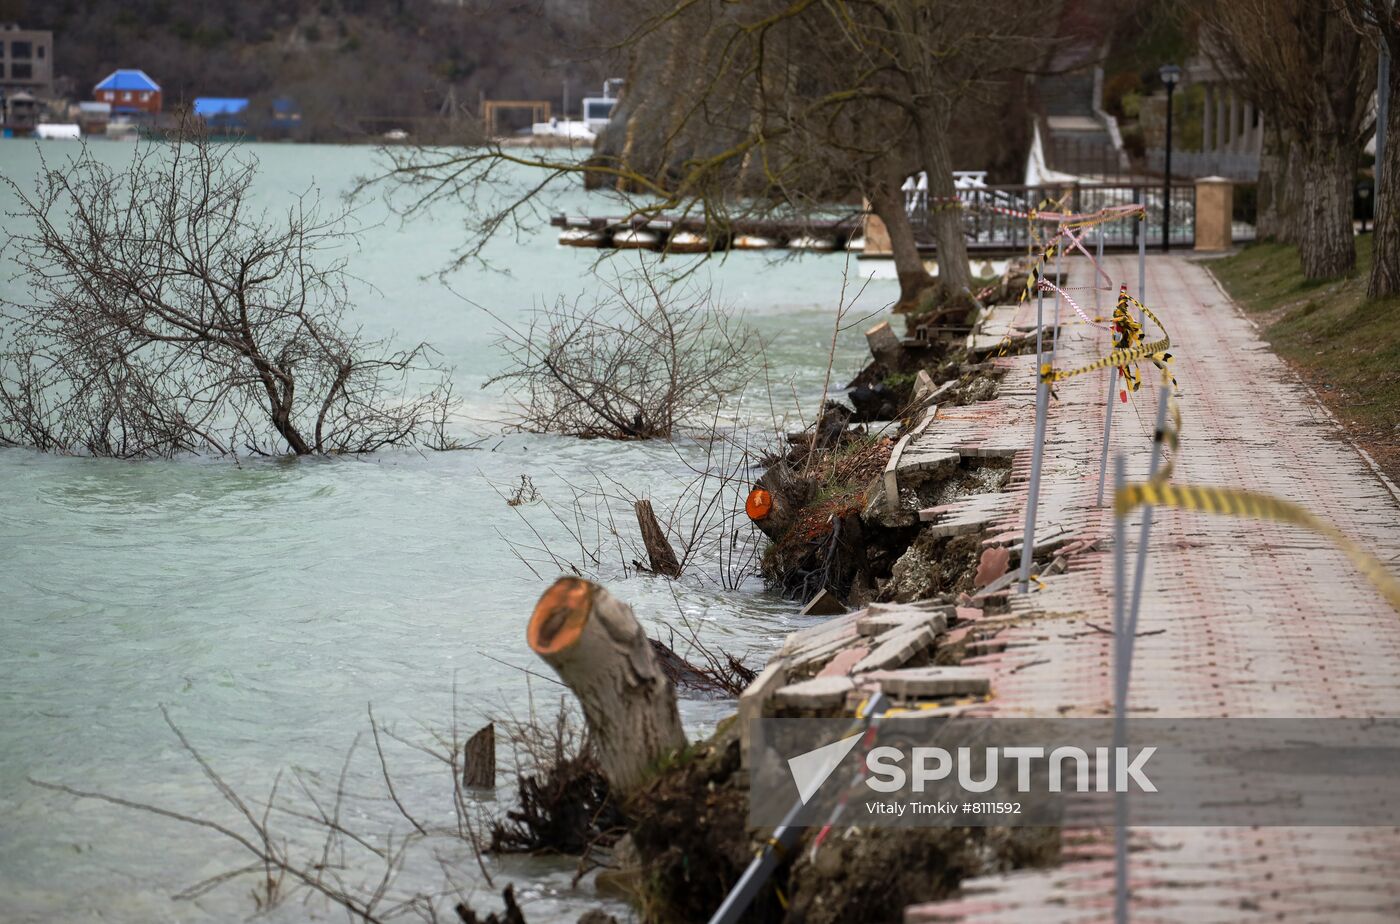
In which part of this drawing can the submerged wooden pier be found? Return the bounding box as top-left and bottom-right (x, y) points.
(550, 212), (862, 253)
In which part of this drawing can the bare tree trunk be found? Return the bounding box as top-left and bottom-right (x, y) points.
(266, 389), (312, 455)
(634, 499), (682, 577)
(1372, 61), (1400, 298)
(1256, 120), (1298, 243)
(527, 578), (685, 792)
(919, 126), (973, 295)
(868, 177), (934, 309)
(614, 18), (682, 192)
(1296, 132), (1357, 279)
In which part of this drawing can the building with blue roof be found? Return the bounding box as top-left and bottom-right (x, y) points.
(94, 69), (161, 114)
(193, 97), (249, 132)
(271, 97), (300, 122)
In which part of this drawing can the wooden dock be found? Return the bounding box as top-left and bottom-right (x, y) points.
(550, 211), (861, 252)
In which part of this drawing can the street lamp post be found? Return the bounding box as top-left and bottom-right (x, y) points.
(1159, 64), (1182, 252)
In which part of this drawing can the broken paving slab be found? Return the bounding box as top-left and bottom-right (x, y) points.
(911, 369), (937, 404)
(852, 624), (937, 673)
(857, 665), (992, 698)
(912, 375), (957, 408)
(897, 446), (962, 474)
(918, 491), (1014, 538)
(952, 442), (1020, 460)
(986, 523), (1077, 555)
(787, 631), (863, 675)
(856, 603), (951, 638)
(973, 568), (1022, 597)
(778, 610), (862, 657)
(771, 675), (855, 711)
(798, 587), (847, 617)
(974, 546), (1012, 588)
(883, 406), (944, 513)
(738, 658), (787, 767)
(816, 646), (870, 678)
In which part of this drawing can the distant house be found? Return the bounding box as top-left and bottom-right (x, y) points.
(2, 88), (37, 134)
(77, 100), (111, 135)
(271, 97), (301, 125)
(94, 69), (162, 115)
(0, 23), (55, 99)
(264, 96), (303, 139)
(193, 97), (249, 132)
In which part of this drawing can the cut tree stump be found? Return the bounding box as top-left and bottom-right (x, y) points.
(866, 320), (903, 366)
(634, 499), (682, 577)
(528, 577), (686, 791)
(747, 463), (807, 540)
(463, 722), (495, 789)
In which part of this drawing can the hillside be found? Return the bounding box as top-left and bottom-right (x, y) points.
(3, 0), (614, 139)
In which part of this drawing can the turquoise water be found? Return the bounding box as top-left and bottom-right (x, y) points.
(0, 141), (897, 922)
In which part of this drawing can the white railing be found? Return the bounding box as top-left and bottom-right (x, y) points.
(1146, 149), (1259, 181)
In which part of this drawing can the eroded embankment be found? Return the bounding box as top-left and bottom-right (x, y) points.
(497, 268), (1100, 923)
(602, 269), (1083, 921)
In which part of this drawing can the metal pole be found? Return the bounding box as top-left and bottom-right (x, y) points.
(1137, 216), (1147, 329)
(708, 795), (804, 924)
(1112, 384), (1168, 924)
(1095, 224), (1117, 507)
(1096, 224), (1104, 312)
(1132, 187), (1140, 252)
(1096, 369), (1119, 506)
(1050, 244), (1062, 364)
(1113, 452), (1129, 924)
(1035, 269), (1044, 358)
(708, 692), (889, 924)
(1126, 383), (1171, 646)
(1162, 82), (1174, 253)
(1018, 376), (1050, 591)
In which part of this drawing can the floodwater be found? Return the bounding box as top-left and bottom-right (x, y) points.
(0, 140), (897, 922)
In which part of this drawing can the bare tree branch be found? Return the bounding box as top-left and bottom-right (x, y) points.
(1, 124), (459, 458)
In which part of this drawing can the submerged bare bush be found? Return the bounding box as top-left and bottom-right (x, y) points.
(486, 270), (755, 440)
(0, 130), (457, 458)
(489, 702), (622, 857)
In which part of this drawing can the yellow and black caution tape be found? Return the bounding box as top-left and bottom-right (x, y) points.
(1115, 480), (1400, 613)
(1017, 201), (1145, 305)
(1110, 290), (1146, 395)
(1152, 379), (1183, 483)
(1112, 365), (1399, 613)
(1039, 288), (1177, 397)
(996, 203), (1146, 358)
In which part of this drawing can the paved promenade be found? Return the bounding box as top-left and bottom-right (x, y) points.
(906, 254), (1400, 923)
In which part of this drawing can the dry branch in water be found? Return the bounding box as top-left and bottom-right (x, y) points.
(485, 267), (755, 440)
(0, 127), (458, 458)
(634, 499), (682, 577)
(487, 698), (624, 859)
(488, 421), (768, 591)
